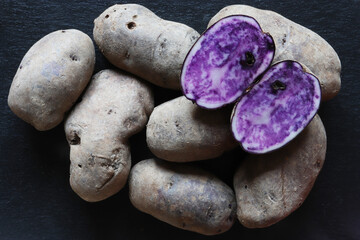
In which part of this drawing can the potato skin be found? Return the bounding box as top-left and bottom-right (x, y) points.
(8, 29), (95, 131)
(93, 4), (199, 89)
(208, 5), (341, 101)
(146, 96), (238, 162)
(129, 158), (236, 235)
(64, 69), (154, 202)
(233, 114), (326, 228)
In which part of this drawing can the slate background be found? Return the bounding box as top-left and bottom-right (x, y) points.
(0, 0), (359, 239)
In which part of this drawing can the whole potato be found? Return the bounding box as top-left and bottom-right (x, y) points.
(233, 114), (326, 228)
(129, 158), (236, 235)
(93, 4), (200, 89)
(208, 5), (341, 101)
(8, 29), (95, 131)
(146, 96), (238, 162)
(65, 69), (154, 202)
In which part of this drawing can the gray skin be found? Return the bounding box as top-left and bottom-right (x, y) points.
(64, 69), (154, 202)
(129, 158), (236, 235)
(146, 96), (238, 162)
(208, 5), (341, 101)
(233, 114), (326, 228)
(93, 4), (200, 89)
(8, 29), (95, 131)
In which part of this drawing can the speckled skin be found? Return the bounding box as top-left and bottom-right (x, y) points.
(231, 61), (321, 153)
(181, 15), (274, 109)
(93, 4), (199, 89)
(208, 5), (341, 101)
(233, 114), (326, 228)
(8, 29), (95, 131)
(129, 158), (236, 235)
(146, 96), (238, 162)
(64, 69), (154, 202)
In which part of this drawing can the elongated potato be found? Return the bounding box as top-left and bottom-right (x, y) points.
(93, 4), (200, 89)
(208, 5), (341, 101)
(129, 158), (236, 235)
(146, 96), (238, 162)
(234, 114), (326, 228)
(8, 29), (95, 131)
(65, 69), (154, 202)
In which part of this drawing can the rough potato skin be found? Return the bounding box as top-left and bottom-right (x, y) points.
(129, 158), (236, 235)
(93, 4), (200, 89)
(233, 114), (326, 228)
(8, 29), (95, 131)
(64, 69), (154, 202)
(146, 96), (238, 162)
(208, 5), (341, 101)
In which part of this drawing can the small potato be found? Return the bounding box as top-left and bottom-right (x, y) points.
(8, 29), (95, 130)
(233, 114), (326, 228)
(146, 96), (238, 162)
(93, 4), (200, 89)
(129, 158), (236, 235)
(208, 5), (341, 101)
(65, 69), (154, 202)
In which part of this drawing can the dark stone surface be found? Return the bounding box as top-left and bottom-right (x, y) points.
(0, 0), (359, 239)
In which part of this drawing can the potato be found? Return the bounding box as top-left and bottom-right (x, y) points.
(129, 158), (236, 235)
(93, 4), (200, 89)
(8, 29), (95, 131)
(146, 96), (238, 162)
(233, 114), (326, 228)
(64, 69), (154, 202)
(208, 5), (341, 101)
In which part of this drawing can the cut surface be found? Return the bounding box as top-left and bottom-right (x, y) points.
(181, 15), (275, 109)
(231, 61), (321, 153)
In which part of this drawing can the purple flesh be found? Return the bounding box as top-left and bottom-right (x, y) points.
(231, 61), (321, 154)
(181, 15), (275, 109)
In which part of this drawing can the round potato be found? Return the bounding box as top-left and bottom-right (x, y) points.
(233, 114), (326, 228)
(93, 4), (200, 89)
(208, 5), (341, 101)
(146, 96), (238, 162)
(8, 29), (95, 131)
(65, 69), (154, 202)
(129, 158), (236, 235)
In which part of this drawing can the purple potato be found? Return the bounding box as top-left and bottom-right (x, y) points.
(231, 60), (321, 154)
(181, 15), (275, 109)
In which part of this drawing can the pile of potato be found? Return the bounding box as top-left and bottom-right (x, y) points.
(7, 3), (340, 235)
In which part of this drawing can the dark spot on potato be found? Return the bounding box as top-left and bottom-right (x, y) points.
(62, 30), (66, 33)
(228, 204), (232, 209)
(133, 15), (137, 19)
(227, 215), (234, 222)
(240, 51), (255, 67)
(316, 160), (321, 168)
(127, 22), (136, 30)
(19, 65), (22, 69)
(217, 229), (222, 233)
(282, 34), (287, 45)
(70, 54), (79, 61)
(125, 51), (130, 58)
(244, 185), (248, 189)
(160, 42), (166, 49)
(105, 14), (109, 19)
(78, 164), (82, 168)
(69, 131), (81, 145)
(107, 109), (113, 114)
(182, 222), (186, 228)
(124, 7), (127, 10)
(271, 80), (287, 91)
